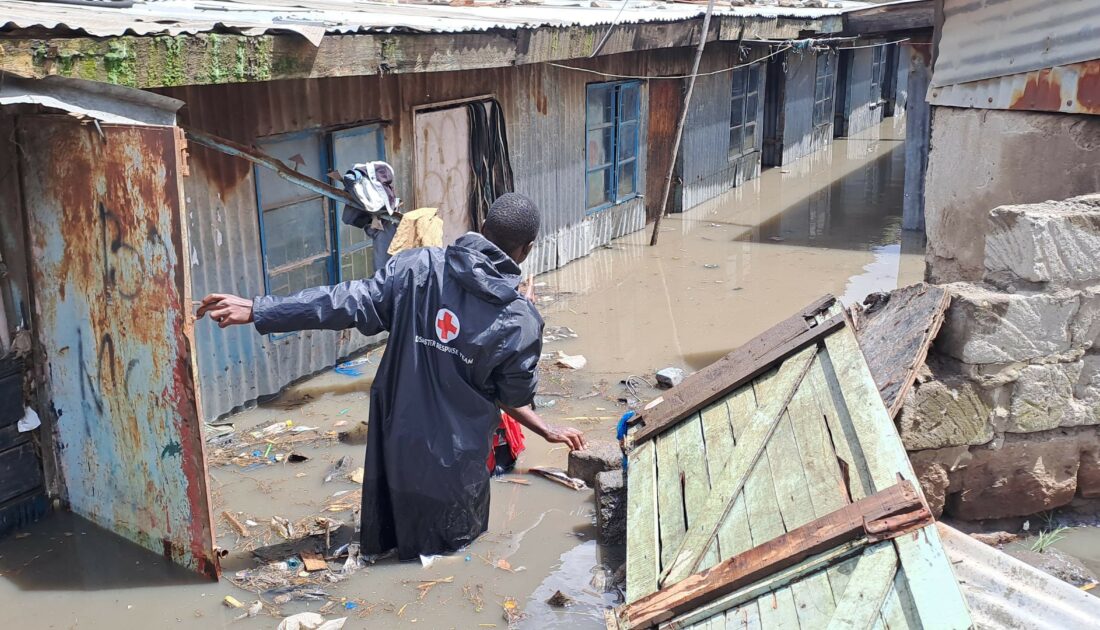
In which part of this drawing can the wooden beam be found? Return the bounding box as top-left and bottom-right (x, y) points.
(824, 543), (899, 630)
(843, 0), (934, 35)
(616, 481), (929, 630)
(632, 295), (838, 444)
(850, 283), (950, 419)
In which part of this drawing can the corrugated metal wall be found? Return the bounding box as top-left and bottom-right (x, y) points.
(845, 47), (885, 136)
(779, 49), (836, 165)
(162, 45), (741, 419)
(680, 48), (768, 210)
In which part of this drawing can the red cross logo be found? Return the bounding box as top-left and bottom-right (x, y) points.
(435, 308), (460, 344)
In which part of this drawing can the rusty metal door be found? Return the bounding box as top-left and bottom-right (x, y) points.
(646, 79), (683, 219)
(19, 117), (218, 578)
(414, 107), (472, 245)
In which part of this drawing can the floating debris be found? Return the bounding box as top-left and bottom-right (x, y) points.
(324, 456), (353, 483)
(546, 590), (574, 608)
(554, 351), (587, 370)
(542, 326), (579, 343)
(529, 467), (586, 491)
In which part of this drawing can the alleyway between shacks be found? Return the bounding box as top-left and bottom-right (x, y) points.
(0, 121), (922, 629)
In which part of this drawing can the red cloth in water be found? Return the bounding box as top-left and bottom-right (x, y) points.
(487, 411), (526, 471)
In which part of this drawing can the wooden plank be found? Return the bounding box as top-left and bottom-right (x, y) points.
(893, 528), (972, 630)
(634, 296), (838, 443)
(657, 540), (867, 630)
(656, 416), (706, 569)
(821, 324), (972, 628)
(698, 399), (740, 570)
(850, 283), (950, 418)
(626, 441), (660, 602)
(660, 346), (819, 585)
(878, 564), (922, 630)
(618, 481), (926, 629)
(825, 543), (899, 630)
(681, 416), (718, 569)
(843, 0), (934, 35)
(807, 356), (875, 502)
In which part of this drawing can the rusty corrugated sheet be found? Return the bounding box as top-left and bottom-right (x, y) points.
(933, 0), (1100, 88)
(19, 117), (217, 577)
(928, 59), (1100, 115)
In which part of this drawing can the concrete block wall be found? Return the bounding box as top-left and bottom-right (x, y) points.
(902, 195), (1100, 520)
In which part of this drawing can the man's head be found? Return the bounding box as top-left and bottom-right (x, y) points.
(481, 193), (540, 264)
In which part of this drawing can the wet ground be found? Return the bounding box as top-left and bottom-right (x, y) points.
(0, 120), (925, 629)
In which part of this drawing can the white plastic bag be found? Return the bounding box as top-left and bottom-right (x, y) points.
(17, 406), (40, 432)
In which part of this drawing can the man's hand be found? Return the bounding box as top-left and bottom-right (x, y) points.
(501, 404), (587, 451)
(543, 425), (587, 451)
(196, 293), (254, 328)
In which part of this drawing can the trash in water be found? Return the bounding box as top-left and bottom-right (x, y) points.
(288, 452), (310, 463)
(17, 406), (41, 432)
(529, 466), (586, 491)
(502, 597), (525, 626)
(493, 477), (530, 486)
(554, 351), (587, 370)
(533, 395), (557, 409)
(235, 600), (263, 620)
(344, 602), (358, 610)
(300, 551), (328, 572)
(348, 467), (364, 484)
(334, 356), (371, 377)
(275, 612), (347, 630)
(337, 423), (368, 446)
(546, 590), (574, 607)
(768, 236), (785, 242)
(271, 516), (295, 539)
(324, 456), (353, 483)
(542, 326), (579, 343)
(655, 367), (685, 388)
(223, 511), (251, 537)
(266, 585), (329, 605)
(204, 423), (235, 442)
(413, 576), (455, 601)
(420, 554), (442, 568)
(223, 595), (244, 608)
(703, 263), (719, 269)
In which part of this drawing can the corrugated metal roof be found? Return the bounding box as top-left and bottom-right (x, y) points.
(933, 0), (1100, 88)
(928, 59), (1100, 115)
(1, 0), (865, 42)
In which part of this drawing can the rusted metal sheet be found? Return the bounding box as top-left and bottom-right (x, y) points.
(928, 59), (1100, 115)
(19, 117), (217, 578)
(933, 0), (1100, 88)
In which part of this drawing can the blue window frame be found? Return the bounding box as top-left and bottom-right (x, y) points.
(255, 124), (386, 297)
(585, 81), (640, 212)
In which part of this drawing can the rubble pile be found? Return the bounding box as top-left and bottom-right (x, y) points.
(902, 195), (1100, 519)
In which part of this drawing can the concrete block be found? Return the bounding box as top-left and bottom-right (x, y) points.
(1007, 363), (1084, 433)
(595, 469), (625, 546)
(656, 368), (685, 388)
(567, 440), (621, 487)
(897, 359), (996, 450)
(908, 446), (972, 517)
(937, 283), (1080, 363)
(985, 195), (1100, 287)
(948, 431), (1085, 520)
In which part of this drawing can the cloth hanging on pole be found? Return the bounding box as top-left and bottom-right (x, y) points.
(341, 161), (400, 229)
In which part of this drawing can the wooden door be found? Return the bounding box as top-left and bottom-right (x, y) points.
(646, 79), (684, 219)
(414, 107), (473, 245)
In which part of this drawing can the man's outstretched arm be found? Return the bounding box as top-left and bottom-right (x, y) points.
(501, 404), (587, 451)
(197, 263), (394, 336)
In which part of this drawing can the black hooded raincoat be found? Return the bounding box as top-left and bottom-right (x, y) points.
(252, 233), (543, 559)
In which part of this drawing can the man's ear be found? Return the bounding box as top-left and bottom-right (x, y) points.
(514, 241), (534, 264)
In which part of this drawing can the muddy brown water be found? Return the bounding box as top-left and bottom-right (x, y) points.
(0, 121), (923, 629)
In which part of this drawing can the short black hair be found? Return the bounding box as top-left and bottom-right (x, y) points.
(482, 193), (540, 253)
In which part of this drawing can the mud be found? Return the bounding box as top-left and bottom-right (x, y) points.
(0, 121), (921, 628)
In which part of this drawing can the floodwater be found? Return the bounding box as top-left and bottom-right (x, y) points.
(0, 120), (922, 629)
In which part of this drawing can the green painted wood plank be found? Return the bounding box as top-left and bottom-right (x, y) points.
(880, 563), (922, 630)
(715, 389), (759, 562)
(655, 415), (696, 568)
(661, 346), (818, 585)
(698, 398), (738, 570)
(626, 441), (660, 603)
(820, 325), (971, 628)
(725, 602), (762, 630)
(893, 529), (971, 630)
(808, 355), (874, 501)
(679, 415), (717, 569)
(757, 586), (803, 630)
(824, 555), (861, 612)
(826, 542), (899, 630)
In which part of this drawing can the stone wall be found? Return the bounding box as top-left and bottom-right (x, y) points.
(923, 107), (1100, 284)
(902, 194), (1100, 519)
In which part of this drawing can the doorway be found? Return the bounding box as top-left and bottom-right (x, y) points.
(761, 56), (787, 167)
(834, 49), (853, 138)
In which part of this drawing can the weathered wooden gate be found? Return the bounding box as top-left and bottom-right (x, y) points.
(612, 297), (971, 629)
(19, 117), (218, 577)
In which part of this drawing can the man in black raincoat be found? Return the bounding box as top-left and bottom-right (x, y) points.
(197, 193), (586, 560)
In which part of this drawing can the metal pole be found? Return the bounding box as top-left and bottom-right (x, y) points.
(649, 0), (717, 247)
